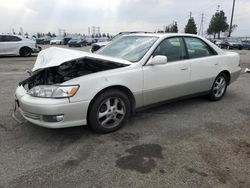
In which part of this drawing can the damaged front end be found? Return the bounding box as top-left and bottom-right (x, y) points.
(19, 56), (128, 91)
(13, 47), (131, 127)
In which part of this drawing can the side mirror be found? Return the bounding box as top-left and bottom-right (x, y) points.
(147, 55), (168, 66)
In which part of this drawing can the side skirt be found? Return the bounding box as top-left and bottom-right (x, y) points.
(135, 91), (210, 113)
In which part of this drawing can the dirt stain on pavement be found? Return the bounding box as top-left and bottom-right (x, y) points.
(184, 166), (208, 177)
(111, 132), (140, 144)
(0, 124), (8, 131)
(238, 108), (250, 116)
(116, 144), (163, 173)
(231, 139), (250, 157)
(63, 145), (92, 168)
(46, 129), (86, 153)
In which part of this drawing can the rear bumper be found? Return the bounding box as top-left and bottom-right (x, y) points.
(230, 68), (241, 84)
(32, 47), (41, 53)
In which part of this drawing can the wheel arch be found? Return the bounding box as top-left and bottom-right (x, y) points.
(19, 46), (32, 53)
(87, 85), (136, 122)
(219, 70), (231, 85)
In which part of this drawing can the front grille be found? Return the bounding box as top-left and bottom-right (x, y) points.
(22, 110), (41, 120)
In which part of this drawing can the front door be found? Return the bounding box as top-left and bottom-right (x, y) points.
(143, 37), (190, 106)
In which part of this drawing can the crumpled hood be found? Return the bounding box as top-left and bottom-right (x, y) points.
(32, 47), (132, 72)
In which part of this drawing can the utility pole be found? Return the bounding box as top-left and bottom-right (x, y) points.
(199, 13), (204, 36)
(228, 0), (236, 37)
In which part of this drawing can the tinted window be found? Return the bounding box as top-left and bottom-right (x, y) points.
(184, 37), (215, 59)
(2, 35), (21, 42)
(153, 37), (186, 62)
(0, 35), (3, 42)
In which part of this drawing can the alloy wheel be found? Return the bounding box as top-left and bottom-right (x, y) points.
(213, 76), (226, 98)
(97, 97), (126, 129)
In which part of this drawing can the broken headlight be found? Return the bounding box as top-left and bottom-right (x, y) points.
(27, 85), (79, 98)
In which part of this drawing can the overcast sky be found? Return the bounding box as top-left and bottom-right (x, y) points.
(0, 0), (249, 36)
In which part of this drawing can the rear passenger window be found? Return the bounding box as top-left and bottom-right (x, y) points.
(2, 35), (21, 42)
(153, 37), (186, 62)
(184, 37), (216, 59)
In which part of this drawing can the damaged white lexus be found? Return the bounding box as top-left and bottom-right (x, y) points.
(14, 33), (241, 133)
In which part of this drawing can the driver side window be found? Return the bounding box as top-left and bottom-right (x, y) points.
(153, 37), (186, 62)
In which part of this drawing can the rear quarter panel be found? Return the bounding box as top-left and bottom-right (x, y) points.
(218, 51), (240, 74)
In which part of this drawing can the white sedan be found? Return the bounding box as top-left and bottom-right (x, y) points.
(0, 34), (40, 56)
(15, 33), (241, 133)
(50, 37), (63, 45)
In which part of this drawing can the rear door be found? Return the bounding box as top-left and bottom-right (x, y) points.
(143, 37), (191, 105)
(1, 35), (22, 55)
(183, 37), (219, 93)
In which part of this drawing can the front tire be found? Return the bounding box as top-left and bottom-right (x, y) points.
(88, 89), (131, 133)
(208, 73), (228, 101)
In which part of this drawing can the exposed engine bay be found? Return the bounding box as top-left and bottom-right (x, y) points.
(20, 57), (129, 90)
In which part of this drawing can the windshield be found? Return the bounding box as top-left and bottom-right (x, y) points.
(97, 36), (158, 62)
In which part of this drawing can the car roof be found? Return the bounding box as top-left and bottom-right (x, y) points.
(123, 33), (204, 39)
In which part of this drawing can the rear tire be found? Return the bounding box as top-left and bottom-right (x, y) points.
(19, 47), (32, 57)
(88, 89), (131, 133)
(208, 73), (228, 101)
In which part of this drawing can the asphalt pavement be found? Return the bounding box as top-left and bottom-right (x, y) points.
(0, 45), (249, 188)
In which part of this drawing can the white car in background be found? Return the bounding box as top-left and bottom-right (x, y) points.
(0, 34), (40, 57)
(15, 33), (241, 133)
(50, 37), (63, 45)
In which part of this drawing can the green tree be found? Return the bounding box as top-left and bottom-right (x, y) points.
(185, 17), (197, 34)
(165, 22), (178, 33)
(225, 24), (237, 36)
(102, 33), (106, 37)
(52, 33), (56, 37)
(157, 30), (164, 33)
(47, 32), (52, 37)
(207, 10), (229, 39)
(171, 22), (178, 33)
(165, 26), (171, 33)
(107, 33), (110, 38)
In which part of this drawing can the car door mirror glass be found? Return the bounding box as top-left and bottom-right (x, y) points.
(148, 55), (168, 65)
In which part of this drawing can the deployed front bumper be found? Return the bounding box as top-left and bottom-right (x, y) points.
(14, 86), (90, 128)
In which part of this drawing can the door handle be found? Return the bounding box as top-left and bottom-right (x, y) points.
(180, 67), (188, 71)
